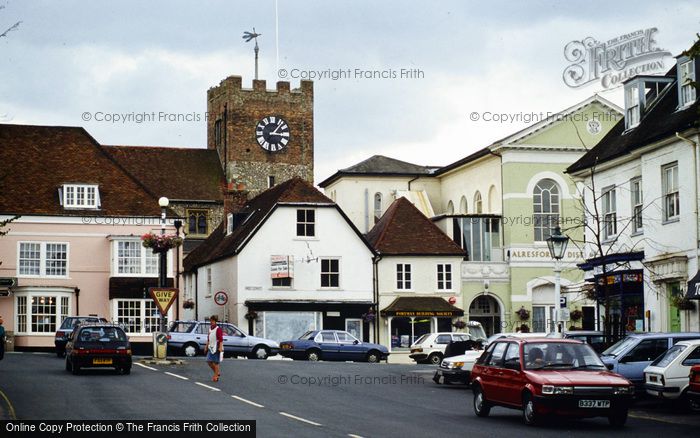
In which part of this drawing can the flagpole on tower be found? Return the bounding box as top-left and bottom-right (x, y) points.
(243, 28), (262, 80)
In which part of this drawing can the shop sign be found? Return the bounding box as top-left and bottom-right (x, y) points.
(271, 255), (294, 279)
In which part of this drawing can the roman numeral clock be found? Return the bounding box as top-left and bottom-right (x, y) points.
(255, 116), (290, 152)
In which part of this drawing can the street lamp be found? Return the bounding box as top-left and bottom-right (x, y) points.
(158, 197), (169, 333)
(546, 226), (569, 334)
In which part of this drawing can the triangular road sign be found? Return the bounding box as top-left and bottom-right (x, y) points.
(148, 287), (178, 316)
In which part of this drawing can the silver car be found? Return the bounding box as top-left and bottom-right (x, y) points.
(167, 320), (279, 359)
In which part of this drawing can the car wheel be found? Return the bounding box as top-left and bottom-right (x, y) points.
(183, 342), (199, 357)
(522, 392), (540, 426)
(608, 409), (628, 427)
(250, 346), (270, 360)
(366, 350), (381, 363)
(473, 385), (491, 417)
(306, 349), (321, 362)
(428, 353), (443, 365)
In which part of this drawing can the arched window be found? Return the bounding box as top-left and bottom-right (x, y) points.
(474, 191), (483, 214)
(459, 196), (468, 214)
(446, 201), (454, 215)
(374, 192), (383, 223)
(533, 179), (560, 241)
(488, 185), (498, 213)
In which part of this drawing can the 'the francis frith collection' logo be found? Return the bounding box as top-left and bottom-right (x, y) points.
(563, 28), (672, 89)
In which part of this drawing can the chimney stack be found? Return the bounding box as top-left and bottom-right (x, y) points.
(223, 180), (249, 216)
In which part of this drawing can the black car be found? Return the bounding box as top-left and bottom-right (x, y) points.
(55, 316), (107, 357)
(65, 323), (132, 375)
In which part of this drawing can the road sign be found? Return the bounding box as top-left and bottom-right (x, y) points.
(214, 291), (228, 306)
(560, 308), (571, 321)
(0, 277), (17, 288)
(560, 296), (567, 308)
(148, 287), (178, 316)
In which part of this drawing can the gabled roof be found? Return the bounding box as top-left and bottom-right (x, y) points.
(567, 65), (699, 174)
(0, 124), (164, 216)
(102, 145), (224, 202)
(183, 177), (372, 271)
(318, 155), (437, 187)
(366, 197), (465, 256)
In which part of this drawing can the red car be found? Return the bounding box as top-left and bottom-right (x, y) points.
(471, 337), (634, 427)
(689, 365), (700, 405)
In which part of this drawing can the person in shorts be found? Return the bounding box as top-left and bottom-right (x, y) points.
(205, 315), (223, 381)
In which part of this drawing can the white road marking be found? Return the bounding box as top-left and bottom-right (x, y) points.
(348, 434), (365, 438)
(134, 363), (157, 371)
(279, 412), (322, 427)
(164, 372), (188, 380)
(232, 395), (264, 408)
(195, 382), (221, 392)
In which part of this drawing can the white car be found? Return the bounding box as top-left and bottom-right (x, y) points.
(410, 332), (472, 364)
(433, 349), (484, 385)
(644, 339), (700, 407)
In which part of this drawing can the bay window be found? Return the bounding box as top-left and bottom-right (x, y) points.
(15, 291), (71, 335)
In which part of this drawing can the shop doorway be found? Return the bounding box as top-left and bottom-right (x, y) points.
(469, 295), (501, 336)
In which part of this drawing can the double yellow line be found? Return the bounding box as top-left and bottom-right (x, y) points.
(0, 388), (17, 420)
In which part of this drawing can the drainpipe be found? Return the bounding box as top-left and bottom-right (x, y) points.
(676, 132), (700, 329)
(74, 287), (80, 315)
(407, 175), (419, 191)
(372, 254), (382, 344)
(194, 268), (199, 321)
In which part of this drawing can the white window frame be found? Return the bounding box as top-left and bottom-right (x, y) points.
(437, 263), (453, 291)
(630, 177), (643, 234)
(206, 267), (212, 298)
(62, 184), (100, 209)
(533, 179), (560, 242)
(112, 239), (161, 277)
(662, 162), (680, 222)
(602, 187), (617, 240)
(679, 60), (696, 108)
(396, 263), (412, 291)
(112, 298), (172, 336)
(17, 241), (69, 278)
(14, 290), (72, 335)
(625, 84), (640, 129)
(320, 257), (340, 289)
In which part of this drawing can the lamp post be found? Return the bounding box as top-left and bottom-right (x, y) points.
(546, 226), (569, 334)
(158, 196), (169, 333)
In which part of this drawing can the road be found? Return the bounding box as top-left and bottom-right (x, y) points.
(0, 353), (696, 437)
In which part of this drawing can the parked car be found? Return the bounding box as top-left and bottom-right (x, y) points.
(643, 339), (700, 408)
(65, 323), (132, 375)
(600, 332), (700, 389)
(689, 365), (700, 405)
(279, 330), (389, 362)
(166, 320), (279, 359)
(54, 316), (108, 357)
(471, 337), (634, 426)
(410, 332), (473, 365)
(546, 331), (613, 353)
(433, 349), (484, 385)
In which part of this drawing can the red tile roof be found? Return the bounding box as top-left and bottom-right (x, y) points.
(0, 124), (164, 216)
(102, 145), (224, 201)
(366, 197), (466, 256)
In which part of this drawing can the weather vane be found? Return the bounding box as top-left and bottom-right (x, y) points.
(242, 28), (262, 80)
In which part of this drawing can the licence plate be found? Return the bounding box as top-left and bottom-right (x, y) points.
(93, 358), (113, 365)
(578, 400), (610, 408)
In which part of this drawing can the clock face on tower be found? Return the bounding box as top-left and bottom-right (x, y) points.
(255, 116), (290, 152)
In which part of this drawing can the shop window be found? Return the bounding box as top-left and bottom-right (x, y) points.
(15, 293), (70, 334)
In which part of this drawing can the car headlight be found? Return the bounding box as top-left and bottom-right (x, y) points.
(542, 385), (573, 395)
(445, 361), (464, 369)
(614, 385), (634, 395)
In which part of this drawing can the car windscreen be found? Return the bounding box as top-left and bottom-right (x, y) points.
(169, 322), (196, 333)
(77, 327), (127, 344)
(651, 344), (687, 367)
(60, 317), (98, 330)
(524, 342), (605, 370)
(413, 334), (430, 345)
(601, 336), (637, 358)
(298, 331), (316, 340)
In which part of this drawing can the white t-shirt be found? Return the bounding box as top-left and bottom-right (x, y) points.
(208, 326), (220, 354)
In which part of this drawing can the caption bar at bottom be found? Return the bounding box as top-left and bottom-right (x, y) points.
(2, 420), (256, 436)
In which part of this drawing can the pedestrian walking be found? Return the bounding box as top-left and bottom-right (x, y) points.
(205, 315), (223, 381)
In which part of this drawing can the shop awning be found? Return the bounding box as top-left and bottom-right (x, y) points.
(109, 277), (174, 300)
(687, 271), (700, 300)
(380, 296), (463, 317)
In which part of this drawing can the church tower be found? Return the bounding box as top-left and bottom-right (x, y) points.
(207, 77), (314, 197)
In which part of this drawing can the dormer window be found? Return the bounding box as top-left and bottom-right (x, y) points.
(679, 59), (696, 108)
(623, 76), (674, 131)
(624, 84), (641, 129)
(60, 184), (100, 209)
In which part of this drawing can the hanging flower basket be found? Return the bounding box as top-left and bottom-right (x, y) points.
(516, 307), (530, 321)
(141, 233), (183, 253)
(244, 310), (258, 321)
(361, 308), (376, 323)
(570, 309), (583, 322)
(453, 320), (467, 330)
(671, 295), (696, 311)
(519, 323), (530, 333)
(182, 299), (195, 309)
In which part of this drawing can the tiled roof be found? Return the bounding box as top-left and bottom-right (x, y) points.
(366, 197), (466, 256)
(567, 64), (700, 174)
(0, 124), (164, 216)
(318, 155), (437, 187)
(183, 177), (345, 271)
(102, 145), (224, 201)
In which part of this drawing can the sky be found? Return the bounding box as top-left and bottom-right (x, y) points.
(1, 0), (698, 183)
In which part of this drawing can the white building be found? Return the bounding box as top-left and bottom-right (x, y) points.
(182, 177), (376, 342)
(567, 47), (700, 332)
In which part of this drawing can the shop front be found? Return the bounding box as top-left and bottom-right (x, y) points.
(592, 270), (644, 337)
(380, 297), (464, 352)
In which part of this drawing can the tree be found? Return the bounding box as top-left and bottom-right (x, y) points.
(0, 3), (21, 39)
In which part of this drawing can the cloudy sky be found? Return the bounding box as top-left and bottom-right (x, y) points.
(1, 0), (698, 183)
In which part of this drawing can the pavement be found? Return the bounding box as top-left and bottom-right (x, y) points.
(0, 352), (697, 437)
